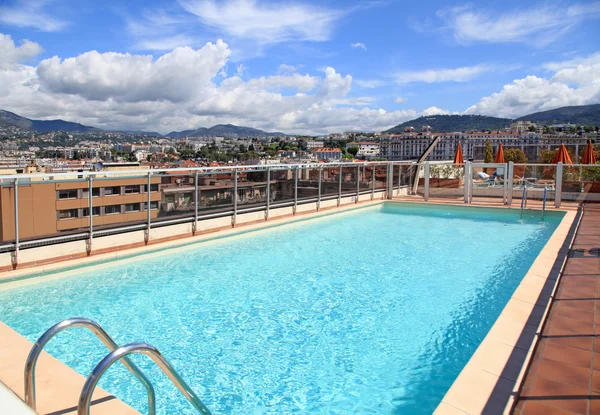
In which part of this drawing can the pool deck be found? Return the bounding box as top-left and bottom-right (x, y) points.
(511, 202), (600, 415)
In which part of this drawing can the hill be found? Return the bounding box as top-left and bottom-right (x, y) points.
(386, 115), (511, 133)
(0, 110), (100, 133)
(516, 104), (600, 125)
(166, 124), (285, 138)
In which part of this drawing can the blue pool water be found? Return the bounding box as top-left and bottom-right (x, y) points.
(0, 203), (562, 414)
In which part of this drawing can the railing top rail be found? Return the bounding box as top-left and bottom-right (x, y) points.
(25, 318), (156, 414)
(0, 161), (419, 181)
(78, 342), (211, 415)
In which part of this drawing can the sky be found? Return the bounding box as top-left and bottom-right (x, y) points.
(0, 0), (599, 135)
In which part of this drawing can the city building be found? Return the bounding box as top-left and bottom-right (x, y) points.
(305, 140), (325, 150)
(346, 142), (380, 159)
(0, 176), (162, 241)
(312, 148), (342, 160)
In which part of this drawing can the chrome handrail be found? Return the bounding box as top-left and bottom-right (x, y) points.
(542, 186), (547, 219)
(520, 185), (528, 219)
(78, 343), (212, 415)
(24, 318), (156, 414)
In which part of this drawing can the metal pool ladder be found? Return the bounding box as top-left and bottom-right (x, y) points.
(520, 185), (528, 219)
(24, 317), (212, 415)
(542, 186), (547, 219)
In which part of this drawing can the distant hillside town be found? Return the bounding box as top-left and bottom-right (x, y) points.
(0, 104), (598, 174)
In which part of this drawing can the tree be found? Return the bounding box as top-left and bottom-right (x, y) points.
(342, 153), (354, 160)
(503, 148), (527, 163)
(483, 139), (493, 163)
(347, 146), (359, 157)
(126, 151), (137, 162)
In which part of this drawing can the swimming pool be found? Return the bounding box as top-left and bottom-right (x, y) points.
(0, 203), (563, 414)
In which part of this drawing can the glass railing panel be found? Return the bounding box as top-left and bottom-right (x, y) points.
(321, 166), (340, 198)
(561, 164), (600, 203)
(514, 164), (556, 202)
(270, 167), (295, 205)
(237, 168), (268, 210)
(297, 167), (319, 203)
(341, 165), (358, 197)
(428, 163), (466, 199)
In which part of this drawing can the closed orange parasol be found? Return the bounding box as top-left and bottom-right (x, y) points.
(453, 142), (464, 164)
(552, 144), (573, 164)
(494, 143), (505, 163)
(581, 140), (597, 164)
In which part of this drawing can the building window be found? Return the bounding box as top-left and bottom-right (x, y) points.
(144, 184), (159, 192)
(58, 189), (78, 199)
(81, 207), (101, 217)
(124, 185), (141, 194)
(58, 209), (78, 219)
(104, 186), (121, 196)
(125, 203), (141, 212)
(144, 201), (159, 210)
(81, 188), (100, 198)
(105, 205), (121, 215)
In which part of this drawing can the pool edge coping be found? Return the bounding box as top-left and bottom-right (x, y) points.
(432, 206), (577, 415)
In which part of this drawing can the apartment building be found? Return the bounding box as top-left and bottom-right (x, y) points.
(379, 132), (593, 162)
(0, 176), (162, 241)
(312, 148), (342, 160)
(305, 140), (325, 150)
(346, 142), (380, 159)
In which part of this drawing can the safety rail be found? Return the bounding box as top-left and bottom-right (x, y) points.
(0, 161), (418, 264)
(24, 318), (156, 414)
(78, 342), (212, 415)
(542, 187), (547, 219)
(520, 185), (528, 219)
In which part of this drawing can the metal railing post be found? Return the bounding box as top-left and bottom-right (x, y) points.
(293, 166), (298, 214)
(337, 165), (342, 206)
(232, 168), (238, 226)
(398, 164), (402, 191)
(424, 162), (430, 201)
(12, 178), (18, 267)
(503, 162), (508, 205)
(317, 166), (322, 211)
(507, 162), (514, 206)
(194, 171), (199, 234)
(87, 176), (93, 254)
(146, 172), (151, 243)
(387, 163), (393, 199)
(464, 161), (470, 203)
(266, 167), (270, 220)
(355, 164), (360, 203)
(371, 164), (375, 200)
(555, 162), (563, 208)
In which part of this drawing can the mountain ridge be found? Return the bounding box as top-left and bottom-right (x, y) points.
(515, 104), (600, 125)
(165, 124), (286, 138)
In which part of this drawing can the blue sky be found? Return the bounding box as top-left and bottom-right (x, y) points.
(0, 0), (599, 134)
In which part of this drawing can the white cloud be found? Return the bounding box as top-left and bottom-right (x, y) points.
(395, 64), (490, 83)
(395, 96), (407, 104)
(36, 41), (230, 103)
(0, 34), (43, 68)
(437, 3), (600, 47)
(355, 79), (386, 88)
(0, 0), (67, 32)
(422, 106), (450, 116)
(278, 64), (303, 74)
(543, 52), (600, 71)
(350, 42), (367, 50)
(178, 0), (344, 44)
(466, 53), (600, 118)
(0, 36), (416, 134)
